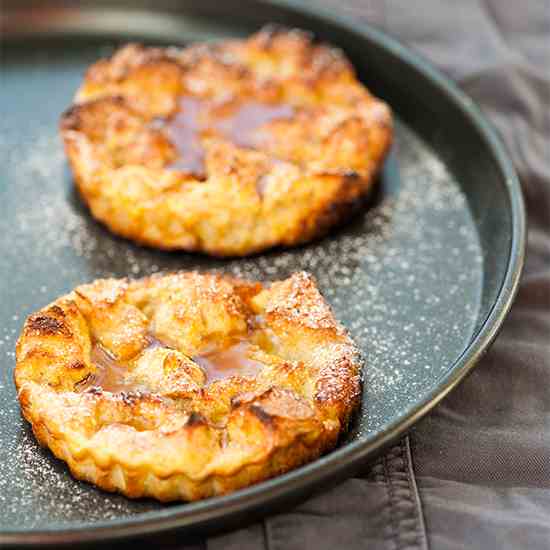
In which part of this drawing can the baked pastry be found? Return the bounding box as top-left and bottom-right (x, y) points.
(60, 26), (392, 256)
(15, 272), (361, 501)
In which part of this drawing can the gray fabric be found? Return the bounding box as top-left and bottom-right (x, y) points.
(160, 1), (550, 548)
(192, 439), (426, 550)
(339, 1), (550, 548)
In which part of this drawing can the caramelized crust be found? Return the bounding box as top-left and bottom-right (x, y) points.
(60, 26), (392, 256)
(15, 272), (362, 501)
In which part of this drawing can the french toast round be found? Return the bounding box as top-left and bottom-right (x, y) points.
(14, 272), (361, 501)
(60, 26), (392, 256)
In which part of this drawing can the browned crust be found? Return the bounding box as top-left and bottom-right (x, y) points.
(15, 272), (362, 501)
(60, 26), (393, 256)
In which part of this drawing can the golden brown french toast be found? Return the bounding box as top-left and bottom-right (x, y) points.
(15, 271), (361, 501)
(60, 26), (392, 256)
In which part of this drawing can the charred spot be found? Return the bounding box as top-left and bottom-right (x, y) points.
(230, 390), (258, 409)
(60, 96), (128, 132)
(49, 305), (66, 316)
(192, 172), (208, 183)
(68, 360), (86, 370)
(249, 404), (274, 426)
(186, 411), (207, 427)
(84, 385), (103, 396)
(59, 104), (83, 131)
(26, 314), (70, 337)
(74, 372), (95, 390)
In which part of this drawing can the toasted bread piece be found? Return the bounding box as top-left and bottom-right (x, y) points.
(15, 272), (362, 501)
(61, 26), (392, 256)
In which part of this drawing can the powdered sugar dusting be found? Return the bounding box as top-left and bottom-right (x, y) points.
(0, 44), (482, 529)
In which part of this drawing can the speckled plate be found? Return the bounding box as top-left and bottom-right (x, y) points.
(0, 0), (525, 546)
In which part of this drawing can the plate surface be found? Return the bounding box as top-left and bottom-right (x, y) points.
(0, 0), (525, 546)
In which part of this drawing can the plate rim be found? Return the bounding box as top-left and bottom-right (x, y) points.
(1, 0), (526, 545)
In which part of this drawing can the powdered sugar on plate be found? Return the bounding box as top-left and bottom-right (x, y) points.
(0, 44), (482, 528)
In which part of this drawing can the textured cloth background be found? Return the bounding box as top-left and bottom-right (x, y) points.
(168, 1), (550, 548)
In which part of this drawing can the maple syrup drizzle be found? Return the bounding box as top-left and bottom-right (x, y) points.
(214, 101), (294, 149)
(192, 340), (264, 383)
(78, 335), (164, 393)
(163, 97), (206, 177)
(162, 96), (294, 177)
(79, 344), (138, 393)
(78, 336), (264, 392)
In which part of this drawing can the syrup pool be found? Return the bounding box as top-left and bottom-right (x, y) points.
(192, 340), (265, 383)
(162, 96), (294, 177)
(80, 337), (265, 392)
